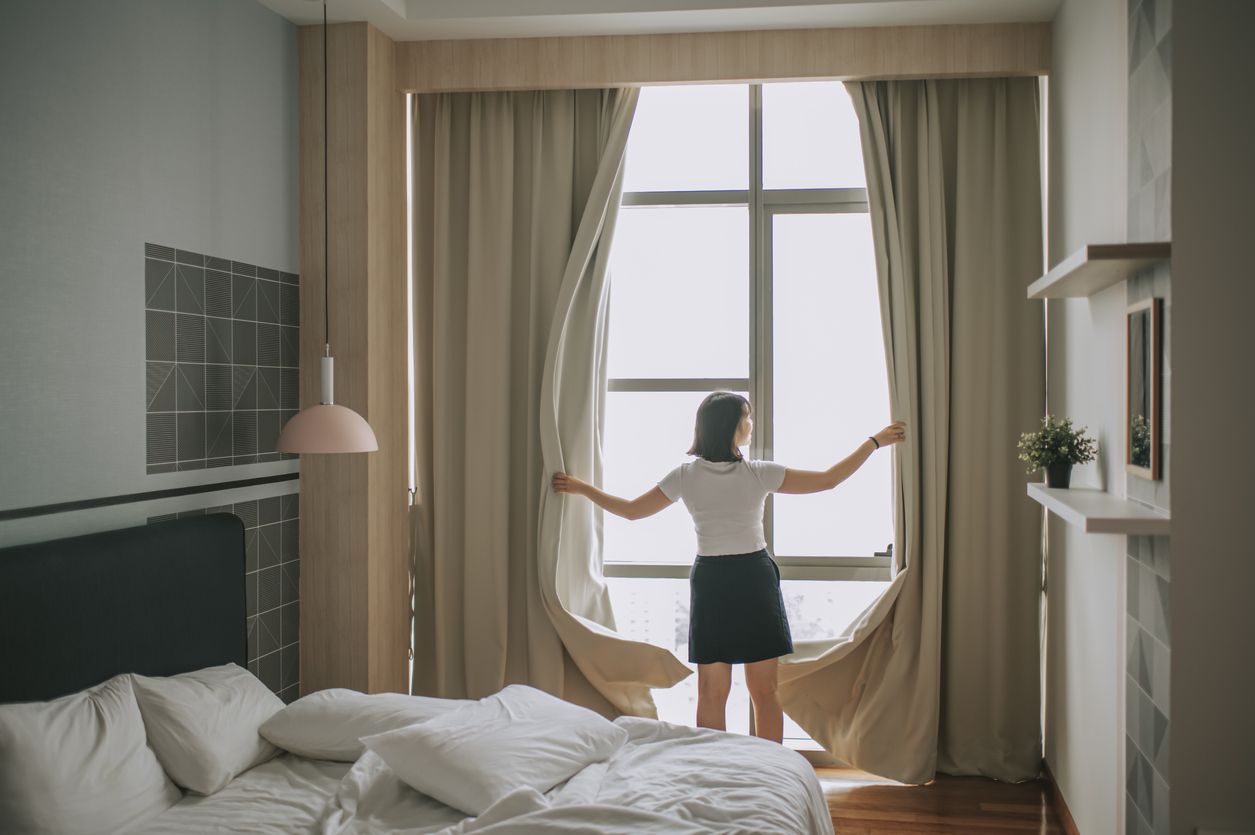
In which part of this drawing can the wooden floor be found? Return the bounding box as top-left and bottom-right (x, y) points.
(815, 767), (1066, 834)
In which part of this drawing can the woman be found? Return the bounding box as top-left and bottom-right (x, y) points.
(552, 391), (907, 743)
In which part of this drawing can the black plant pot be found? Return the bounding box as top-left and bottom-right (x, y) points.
(1045, 462), (1073, 489)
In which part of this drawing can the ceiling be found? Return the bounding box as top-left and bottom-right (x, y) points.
(256, 0), (1061, 41)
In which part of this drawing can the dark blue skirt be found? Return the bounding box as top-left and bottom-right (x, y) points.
(688, 549), (794, 665)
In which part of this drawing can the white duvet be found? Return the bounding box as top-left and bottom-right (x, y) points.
(322, 717), (831, 835)
(137, 718), (833, 835)
(129, 754), (354, 835)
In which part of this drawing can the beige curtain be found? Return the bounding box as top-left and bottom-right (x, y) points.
(936, 78), (1045, 782)
(777, 78), (1044, 785)
(409, 89), (689, 717)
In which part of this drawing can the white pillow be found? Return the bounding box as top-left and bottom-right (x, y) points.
(260, 688), (472, 761)
(0, 675), (182, 835)
(130, 663), (284, 795)
(361, 684), (628, 816)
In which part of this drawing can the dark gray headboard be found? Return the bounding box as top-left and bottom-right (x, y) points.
(0, 514), (247, 703)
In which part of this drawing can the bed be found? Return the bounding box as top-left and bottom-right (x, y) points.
(0, 514), (833, 835)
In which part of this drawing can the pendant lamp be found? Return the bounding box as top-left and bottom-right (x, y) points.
(276, 0), (378, 454)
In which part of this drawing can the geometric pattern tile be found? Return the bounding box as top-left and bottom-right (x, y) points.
(258, 323), (281, 368)
(206, 268), (232, 318)
(206, 364), (233, 412)
(234, 409), (257, 460)
(281, 325), (299, 368)
(258, 367), (281, 410)
(280, 284), (300, 327)
(146, 259), (176, 311)
(259, 651), (282, 696)
(281, 642), (299, 693)
(146, 362), (176, 412)
(207, 412), (233, 459)
(281, 561), (299, 606)
(147, 493), (299, 700)
(234, 320), (257, 366)
(145, 244), (298, 474)
(259, 495), (281, 526)
(1126, 2), (1171, 831)
(233, 365), (258, 410)
(280, 599), (299, 646)
(258, 411), (281, 460)
(206, 317), (232, 365)
(259, 523), (281, 569)
(259, 607), (280, 656)
(258, 280), (280, 325)
(259, 565), (281, 613)
(175, 364), (205, 412)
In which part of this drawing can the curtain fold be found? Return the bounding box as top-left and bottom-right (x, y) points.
(776, 78), (1043, 785)
(535, 91), (694, 719)
(409, 88), (690, 718)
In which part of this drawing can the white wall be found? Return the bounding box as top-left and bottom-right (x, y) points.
(0, 0), (299, 529)
(1170, 1), (1255, 832)
(1044, 0), (1128, 832)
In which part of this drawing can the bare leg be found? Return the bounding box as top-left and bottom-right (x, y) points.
(744, 657), (783, 744)
(696, 663), (732, 731)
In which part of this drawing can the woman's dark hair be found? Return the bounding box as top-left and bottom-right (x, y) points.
(688, 391), (750, 462)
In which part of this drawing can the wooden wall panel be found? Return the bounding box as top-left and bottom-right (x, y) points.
(395, 22), (1051, 93)
(298, 22), (409, 696)
(363, 23), (410, 697)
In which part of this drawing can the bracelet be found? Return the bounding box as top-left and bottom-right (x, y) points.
(869, 436), (880, 449)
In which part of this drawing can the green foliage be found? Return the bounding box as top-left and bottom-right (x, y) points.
(1018, 415), (1098, 474)
(1131, 414), (1150, 467)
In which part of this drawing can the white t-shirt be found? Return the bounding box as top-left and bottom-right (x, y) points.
(657, 458), (788, 556)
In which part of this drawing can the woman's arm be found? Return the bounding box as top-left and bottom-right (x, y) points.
(551, 474), (674, 520)
(778, 421), (907, 495)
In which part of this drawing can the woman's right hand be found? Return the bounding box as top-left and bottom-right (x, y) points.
(552, 473), (587, 495)
(873, 422), (908, 448)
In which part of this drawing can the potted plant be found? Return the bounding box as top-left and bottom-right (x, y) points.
(1018, 415), (1098, 488)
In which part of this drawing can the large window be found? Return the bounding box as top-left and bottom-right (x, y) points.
(603, 83), (894, 747)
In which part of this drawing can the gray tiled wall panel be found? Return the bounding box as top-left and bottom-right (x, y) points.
(144, 244), (299, 473)
(148, 498), (300, 703)
(1125, 3), (1171, 834)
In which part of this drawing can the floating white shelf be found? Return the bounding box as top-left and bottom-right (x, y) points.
(1027, 483), (1170, 535)
(1027, 243), (1171, 300)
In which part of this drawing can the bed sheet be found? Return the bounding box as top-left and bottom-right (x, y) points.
(129, 753), (353, 835)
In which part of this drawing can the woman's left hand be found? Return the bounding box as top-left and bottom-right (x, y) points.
(873, 422), (908, 448)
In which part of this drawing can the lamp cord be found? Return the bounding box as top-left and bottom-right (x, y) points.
(323, 0), (329, 355)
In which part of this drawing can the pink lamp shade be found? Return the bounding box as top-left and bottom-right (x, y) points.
(275, 404), (378, 453)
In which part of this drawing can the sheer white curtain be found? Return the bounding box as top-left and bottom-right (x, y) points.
(777, 78), (1044, 784)
(409, 89), (689, 717)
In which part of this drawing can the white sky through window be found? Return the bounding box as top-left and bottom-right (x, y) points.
(762, 82), (867, 190)
(772, 212), (892, 557)
(621, 84), (748, 192)
(604, 82), (891, 745)
(606, 207), (748, 380)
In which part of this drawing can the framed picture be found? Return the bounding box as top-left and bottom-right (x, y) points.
(1126, 297), (1162, 480)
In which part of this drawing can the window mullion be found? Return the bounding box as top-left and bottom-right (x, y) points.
(749, 84), (775, 554)
(622, 190), (750, 207)
(607, 378), (749, 393)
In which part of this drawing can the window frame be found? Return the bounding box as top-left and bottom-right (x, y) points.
(603, 84), (890, 583)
